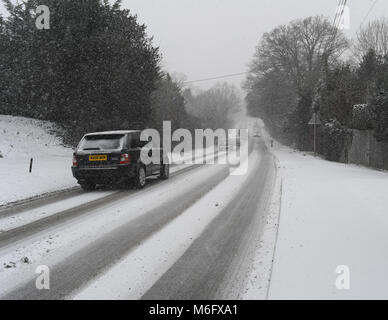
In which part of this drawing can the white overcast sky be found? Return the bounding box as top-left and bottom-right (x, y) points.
(1, 0), (387, 89)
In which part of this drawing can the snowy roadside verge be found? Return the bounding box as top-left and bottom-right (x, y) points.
(0, 156), (78, 206)
(256, 118), (388, 300)
(0, 115), (76, 206)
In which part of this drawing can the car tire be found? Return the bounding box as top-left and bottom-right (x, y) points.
(159, 164), (170, 180)
(80, 181), (96, 191)
(135, 166), (146, 189)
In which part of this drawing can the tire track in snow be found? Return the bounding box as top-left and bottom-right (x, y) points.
(0, 187), (83, 218)
(0, 164), (202, 251)
(2, 164), (230, 300)
(143, 141), (275, 300)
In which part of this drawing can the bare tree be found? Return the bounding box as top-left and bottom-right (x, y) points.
(355, 18), (388, 60)
(185, 82), (242, 129)
(248, 16), (349, 100)
(246, 15), (349, 149)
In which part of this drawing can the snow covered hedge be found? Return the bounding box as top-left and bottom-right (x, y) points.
(351, 104), (374, 130)
(370, 94), (388, 141)
(319, 119), (352, 162)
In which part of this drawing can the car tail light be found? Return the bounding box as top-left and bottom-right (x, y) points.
(72, 155), (78, 167)
(120, 153), (130, 164)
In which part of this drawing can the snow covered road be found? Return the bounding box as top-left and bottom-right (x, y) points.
(0, 139), (277, 300)
(142, 145), (275, 300)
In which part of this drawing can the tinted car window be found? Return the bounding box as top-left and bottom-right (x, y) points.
(130, 132), (140, 148)
(79, 134), (124, 150)
(123, 134), (131, 149)
(131, 132), (148, 148)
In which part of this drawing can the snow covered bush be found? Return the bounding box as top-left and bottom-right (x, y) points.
(351, 104), (374, 130)
(319, 119), (352, 162)
(370, 93), (388, 141)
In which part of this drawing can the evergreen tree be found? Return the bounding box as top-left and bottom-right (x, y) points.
(0, 0), (161, 144)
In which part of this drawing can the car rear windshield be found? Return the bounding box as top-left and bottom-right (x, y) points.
(79, 134), (124, 151)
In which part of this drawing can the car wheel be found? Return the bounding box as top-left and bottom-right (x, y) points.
(80, 181), (96, 191)
(135, 166), (146, 189)
(159, 164), (170, 180)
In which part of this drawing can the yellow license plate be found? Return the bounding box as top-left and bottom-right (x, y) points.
(89, 155), (108, 161)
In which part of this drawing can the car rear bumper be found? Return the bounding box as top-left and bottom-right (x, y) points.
(72, 164), (137, 183)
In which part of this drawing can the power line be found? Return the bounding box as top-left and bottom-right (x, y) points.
(360, 0), (379, 28)
(185, 1), (351, 87)
(330, 0), (347, 44)
(317, 0), (346, 60)
(185, 1), (347, 86)
(315, 0), (346, 84)
(183, 72), (249, 84)
(332, 0), (345, 32)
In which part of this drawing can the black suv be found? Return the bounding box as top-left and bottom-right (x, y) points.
(71, 130), (169, 190)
